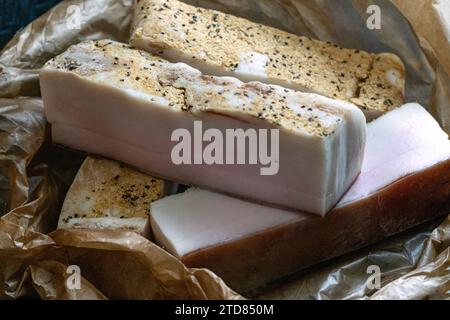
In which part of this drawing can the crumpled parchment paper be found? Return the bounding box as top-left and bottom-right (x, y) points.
(0, 0), (449, 300)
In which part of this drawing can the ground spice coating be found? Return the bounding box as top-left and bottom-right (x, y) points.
(45, 40), (354, 138)
(131, 0), (405, 115)
(59, 156), (164, 224)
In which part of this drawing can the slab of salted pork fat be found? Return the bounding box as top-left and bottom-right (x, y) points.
(58, 156), (166, 237)
(40, 40), (366, 216)
(130, 0), (405, 120)
(150, 103), (450, 291)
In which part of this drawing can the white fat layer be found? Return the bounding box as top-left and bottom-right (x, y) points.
(52, 121), (332, 216)
(151, 189), (301, 258)
(43, 75), (359, 215)
(339, 103), (450, 205)
(151, 103), (450, 257)
(42, 40), (366, 215)
(235, 52), (269, 77)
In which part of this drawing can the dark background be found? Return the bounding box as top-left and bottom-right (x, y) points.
(0, 0), (63, 48)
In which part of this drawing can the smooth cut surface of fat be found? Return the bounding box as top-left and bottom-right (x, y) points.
(150, 103), (450, 259)
(151, 189), (301, 257)
(338, 103), (450, 205)
(40, 40), (366, 216)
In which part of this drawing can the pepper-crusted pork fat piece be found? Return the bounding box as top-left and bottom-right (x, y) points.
(40, 40), (366, 216)
(150, 103), (450, 291)
(130, 0), (405, 121)
(58, 156), (165, 237)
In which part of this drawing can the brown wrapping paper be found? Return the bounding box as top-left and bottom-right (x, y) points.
(0, 0), (449, 300)
(29, 260), (108, 300)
